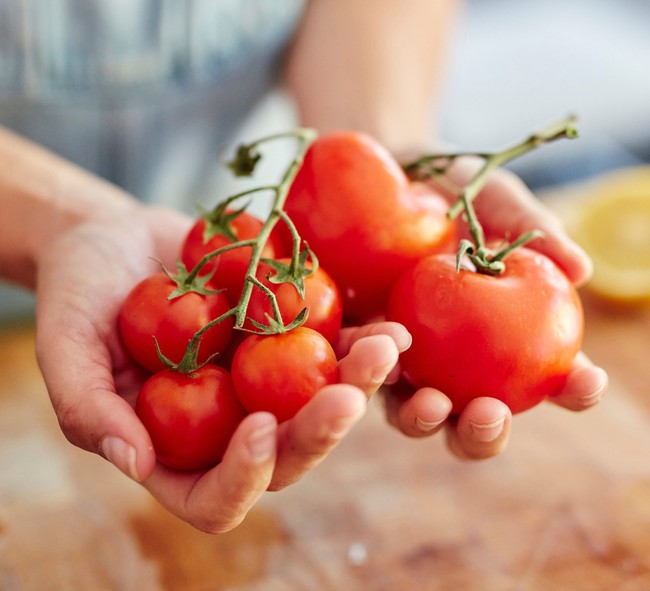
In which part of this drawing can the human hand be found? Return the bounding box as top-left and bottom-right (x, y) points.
(33, 200), (408, 532)
(381, 160), (608, 460)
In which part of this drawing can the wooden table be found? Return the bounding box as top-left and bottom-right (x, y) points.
(2, 218), (650, 590)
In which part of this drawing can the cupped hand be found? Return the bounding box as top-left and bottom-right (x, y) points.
(381, 159), (608, 460)
(142, 321), (409, 533)
(33, 201), (409, 532)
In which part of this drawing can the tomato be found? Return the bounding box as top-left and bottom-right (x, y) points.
(244, 258), (343, 345)
(231, 327), (339, 423)
(119, 272), (233, 373)
(285, 131), (457, 322)
(136, 365), (247, 471)
(181, 210), (289, 302)
(386, 248), (584, 415)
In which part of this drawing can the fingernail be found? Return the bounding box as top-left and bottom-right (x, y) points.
(395, 330), (413, 352)
(102, 437), (140, 482)
(581, 368), (607, 406)
(329, 405), (366, 439)
(247, 421), (277, 463)
(415, 416), (445, 433)
(469, 417), (506, 443)
(580, 389), (603, 407)
(371, 365), (394, 384)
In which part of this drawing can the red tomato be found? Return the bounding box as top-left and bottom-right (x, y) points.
(136, 365), (247, 471)
(231, 327), (339, 423)
(181, 210), (289, 302)
(244, 258), (343, 345)
(386, 248), (584, 415)
(285, 131), (457, 322)
(119, 272), (233, 373)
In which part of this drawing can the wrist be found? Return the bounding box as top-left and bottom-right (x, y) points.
(0, 126), (137, 289)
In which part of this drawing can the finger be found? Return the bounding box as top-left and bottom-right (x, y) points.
(383, 383), (453, 438)
(445, 397), (512, 460)
(337, 334), (400, 397)
(269, 384), (366, 490)
(477, 173), (592, 286)
(143, 412), (277, 534)
(548, 351), (608, 411)
(335, 321), (412, 358)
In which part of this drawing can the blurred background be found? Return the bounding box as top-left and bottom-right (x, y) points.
(1, 0), (649, 314)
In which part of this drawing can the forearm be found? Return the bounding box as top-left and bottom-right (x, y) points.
(284, 0), (460, 153)
(0, 126), (135, 289)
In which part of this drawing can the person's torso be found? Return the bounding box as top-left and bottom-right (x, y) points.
(0, 0), (305, 205)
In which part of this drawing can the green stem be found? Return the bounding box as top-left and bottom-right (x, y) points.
(184, 239), (257, 284)
(231, 128), (317, 328)
(448, 115), (578, 222)
(403, 115), (579, 276)
(276, 210), (304, 274)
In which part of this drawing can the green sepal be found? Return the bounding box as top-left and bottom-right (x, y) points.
(161, 259), (224, 300)
(197, 196), (250, 243)
(243, 306), (310, 335)
(153, 335), (219, 376)
(227, 143), (262, 177)
(261, 243), (318, 299)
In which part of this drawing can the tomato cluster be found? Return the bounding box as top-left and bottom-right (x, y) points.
(118, 122), (584, 470)
(285, 124), (584, 416)
(119, 199), (342, 471)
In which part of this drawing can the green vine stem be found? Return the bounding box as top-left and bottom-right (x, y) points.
(229, 128), (317, 327)
(403, 115), (579, 275)
(156, 128), (317, 373)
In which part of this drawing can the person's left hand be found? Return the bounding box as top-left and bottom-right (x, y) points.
(379, 162), (608, 460)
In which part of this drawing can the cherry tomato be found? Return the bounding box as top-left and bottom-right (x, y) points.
(285, 131), (457, 322)
(119, 272), (233, 373)
(244, 258), (343, 345)
(386, 248), (584, 415)
(136, 365), (247, 471)
(181, 210), (289, 302)
(231, 327), (339, 423)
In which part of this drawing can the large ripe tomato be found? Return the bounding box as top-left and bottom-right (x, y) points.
(181, 209), (289, 302)
(231, 327), (339, 423)
(244, 258), (343, 345)
(136, 365), (247, 471)
(119, 272), (233, 373)
(285, 131), (457, 322)
(386, 248), (584, 415)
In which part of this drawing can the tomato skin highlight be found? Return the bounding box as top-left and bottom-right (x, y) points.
(285, 131), (457, 322)
(244, 258), (343, 345)
(386, 248), (584, 415)
(231, 327), (339, 423)
(180, 212), (288, 302)
(136, 366), (247, 471)
(118, 272), (233, 373)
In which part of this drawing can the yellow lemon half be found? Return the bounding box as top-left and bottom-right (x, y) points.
(574, 166), (650, 303)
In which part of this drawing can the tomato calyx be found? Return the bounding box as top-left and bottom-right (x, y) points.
(227, 144), (263, 177)
(262, 237), (318, 299)
(196, 198), (249, 243)
(404, 116), (580, 276)
(239, 238), (316, 335)
(159, 259), (224, 299)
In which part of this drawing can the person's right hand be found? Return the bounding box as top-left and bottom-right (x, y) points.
(33, 197), (407, 533)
